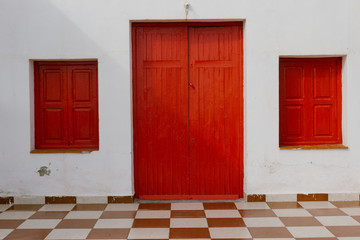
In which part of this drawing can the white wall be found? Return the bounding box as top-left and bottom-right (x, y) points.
(0, 0), (359, 197)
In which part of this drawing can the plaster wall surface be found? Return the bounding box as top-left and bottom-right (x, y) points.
(0, 0), (359, 196)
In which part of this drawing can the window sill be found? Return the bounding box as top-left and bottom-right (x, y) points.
(279, 144), (348, 150)
(30, 149), (98, 154)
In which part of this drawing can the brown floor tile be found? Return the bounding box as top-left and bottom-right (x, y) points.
(207, 218), (245, 227)
(267, 202), (303, 209)
(239, 209), (276, 218)
(248, 227), (293, 238)
(72, 204), (107, 211)
(327, 226), (360, 237)
(352, 216), (360, 223)
(100, 210), (136, 219)
(203, 202), (236, 210)
(87, 228), (130, 239)
(280, 217), (322, 226)
(6, 205), (43, 211)
(29, 211), (68, 219)
(308, 208), (347, 216)
(297, 193), (328, 201)
(132, 218), (170, 228)
(0, 220), (24, 229)
(4, 229), (52, 240)
(171, 210), (206, 218)
(56, 219), (97, 228)
(138, 203), (171, 210)
(170, 228), (210, 238)
(331, 201), (360, 208)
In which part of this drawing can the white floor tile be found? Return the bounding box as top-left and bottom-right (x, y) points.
(64, 211), (102, 219)
(39, 204), (75, 211)
(209, 227), (251, 238)
(18, 219), (61, 229)
(341, 207), (360, 216)
(0, 205), (11, 212)
(94, 219), (133, 228)
(171, 202), (204, 210)
(243, 217), (285, 227)
(135, 210), (170, 219)
(273, 209), (311, 217)
(235, 202), (270, 209)
(105, 203), (139, 211)
(316, 216), (360, 226)
(254, 239), (295, 240)
(287, 226), (335, 238)
(0, 229), (13, 240)
(128, 228), (169, 239)
(170, 218), (208, 228)
(338, 238), (360, 240)
(0, 211), (35, 219)
(45, 229), (91, 239)
(298, 201), (336, 209)
(205, 210), (241, 218)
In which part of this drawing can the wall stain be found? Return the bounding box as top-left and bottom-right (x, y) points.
(37, 166), (51, 176)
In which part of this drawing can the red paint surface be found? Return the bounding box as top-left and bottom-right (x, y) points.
(35, 61), (99, 149)
(279, 58), (342, 146)
(133, 23), (243, 199)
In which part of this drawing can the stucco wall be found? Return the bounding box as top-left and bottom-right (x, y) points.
(0, 0), (359, 197)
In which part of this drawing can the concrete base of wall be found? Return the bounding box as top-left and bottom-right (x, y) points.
(247, 193), (360, 202)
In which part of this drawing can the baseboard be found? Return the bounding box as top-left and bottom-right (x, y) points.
(0, 196), (134, 204)
(247, 193), (360, 202)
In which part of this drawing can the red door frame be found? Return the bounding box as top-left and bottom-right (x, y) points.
(131, 22), (244, 199)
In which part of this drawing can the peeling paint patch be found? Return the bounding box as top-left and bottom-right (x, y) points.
(37, 166), (51, 176)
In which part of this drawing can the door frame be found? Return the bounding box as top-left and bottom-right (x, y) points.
(131, 21), (244, 199)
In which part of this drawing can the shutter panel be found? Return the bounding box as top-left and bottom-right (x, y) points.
(35, 64), (68, 149)
(67, 64), (99, 149)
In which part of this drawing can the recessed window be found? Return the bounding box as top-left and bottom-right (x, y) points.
(34, 61), (99, 150)
(279, 58), (342, 147)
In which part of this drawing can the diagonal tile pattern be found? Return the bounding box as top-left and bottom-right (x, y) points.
(0, 201), (359, 239)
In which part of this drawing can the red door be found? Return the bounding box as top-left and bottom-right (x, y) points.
(133, 23), (243, 199)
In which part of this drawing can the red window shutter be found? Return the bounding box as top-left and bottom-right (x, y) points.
(279, 58), (342, 146)
(67, 64), (99, 149)
(35, 64), (68, 149)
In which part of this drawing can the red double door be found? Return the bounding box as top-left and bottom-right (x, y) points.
(133, 23), (243, 199)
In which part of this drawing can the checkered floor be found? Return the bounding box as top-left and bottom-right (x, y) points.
(0, 201), (360, 239)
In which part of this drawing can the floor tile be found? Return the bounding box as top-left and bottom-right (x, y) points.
(0, 211), (35, 219)
(295, 238), (336, 240)
(330, 201), (360, 208)
(298, 201), (336, 209)
(29, 211), (68, 219)
(64, 211), (102, 219)
(207, 218), (245, 227)
(0, 220), (24, 229)
(55, 219), (97, 228)
(135, 210), (170, 219)
(287, 226), (335, 238)
(340, 207), (360, 216)
(6, 205), (43, 211)
(133, 219), (170, 228)
(100, 210), (136, 219)
(71, 204), (107, 211)
(248, 227), (292, 238)
(307, 208), (347, 216)
(279, 217), (322, 226)
(316, 216), (360, 226)
(338, 238), (360, 240)
(45, 228), (91, 239)
(170, 228), (210, 238)
(205, 210), (241, 218)
(352, 215), (360, 223)
(0, 205), (11, 212)
(94, 219), (133, 228)
(203, 202), (236, 210)
(87, 228), (130, 239)
(273, 209), (311, 217)
(17, 219), (61, 229)
(239, 209), (276, 218)
(326, 226), (360, 237)
(266, 202), (302, 209)
(170, 218), (207, 228)
(128, 228), (169, 239)
(171, 210), (205, 218)
(104, 203), (139, 211)
(171, 203), (204, 210)
(209, 227), (251, 238)
(236, 202), (270, 210)
(138, 203), (171, 210)
(39, 204), (75, 212)
(253, 238), (294, 240)
(0, 229), (12, 239)
(4, 229), (52, 240)
(243, 217), (284, 227)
